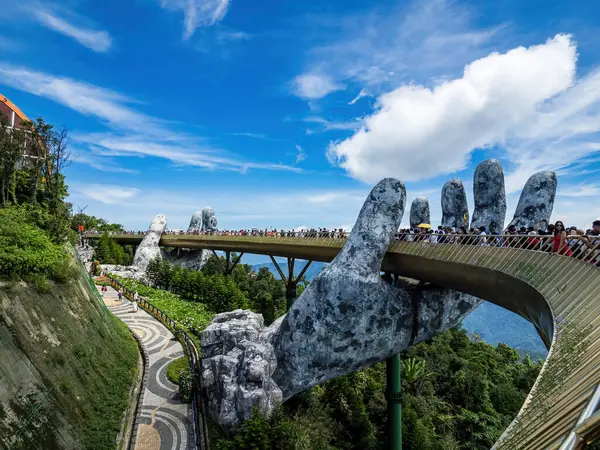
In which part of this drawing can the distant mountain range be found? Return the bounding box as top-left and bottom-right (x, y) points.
(251, 259), (547, 360)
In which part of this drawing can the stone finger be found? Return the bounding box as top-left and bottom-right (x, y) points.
(470, 159), (507, 234)
(507, 171), (557, 231)
(409, 196), (430, 229)
(441, 178), (469, 229)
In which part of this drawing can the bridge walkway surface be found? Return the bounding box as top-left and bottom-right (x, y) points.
(98, 284), (194, 450)
(88, 233), (600, 449)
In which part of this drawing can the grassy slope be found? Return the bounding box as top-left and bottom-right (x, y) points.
(0, 252), (139, 449)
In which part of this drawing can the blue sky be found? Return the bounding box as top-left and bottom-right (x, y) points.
(1, 0), (600, 232)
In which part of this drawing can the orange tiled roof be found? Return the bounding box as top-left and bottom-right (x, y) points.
(1, 94), (30, 122)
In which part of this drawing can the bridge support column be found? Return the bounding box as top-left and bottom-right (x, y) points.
(269, 256), (312, 311)
(224, 251), (244, 275)
(387, 355), (402, 450)
(383, 272), (402, 450)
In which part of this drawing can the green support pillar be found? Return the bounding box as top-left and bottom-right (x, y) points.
(386, 354), (402, 450)
(285, 282), (297, 311)
(382, 272), (402, 450)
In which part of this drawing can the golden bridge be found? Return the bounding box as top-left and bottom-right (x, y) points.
(86, 232), (600, 449)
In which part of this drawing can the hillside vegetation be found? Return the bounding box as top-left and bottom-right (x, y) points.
(0, 251), (139, 449)
(0, 114), (139, 449)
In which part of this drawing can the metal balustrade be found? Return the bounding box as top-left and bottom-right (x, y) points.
(86, 232), (600, 449)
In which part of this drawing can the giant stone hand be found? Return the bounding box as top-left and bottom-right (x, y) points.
(201, 179), (481, 431)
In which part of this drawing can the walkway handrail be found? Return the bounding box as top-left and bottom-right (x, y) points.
(106, 275), (210, 450)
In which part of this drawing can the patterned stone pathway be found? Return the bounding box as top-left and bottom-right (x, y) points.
(98, 284), (194, 450)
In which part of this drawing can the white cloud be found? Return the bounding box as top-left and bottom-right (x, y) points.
(303, 116), (361, 134)
(0, 64), (301, 174)
(32, 9), (112, 52)
(348, 89), (370, 105)
(292, 0), (503, 99)
(217, 30), (251, 42)
(73, 132), (302, 173)
(0, 65), (160, 133)
(160, 0), (230, 40)
(73, 184), (140, 204)
(559, 184), (600, 198)
(328, 34), (578, 183)
(233, 132), (268, 139)
(292, 73), (344, 100)
(295, 145), (307, 164)
(73, 151), (139, 174)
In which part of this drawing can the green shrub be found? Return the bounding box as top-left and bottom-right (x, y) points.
(166, 357), (189, 384)
(29, 274), (53, 293)
(0, 207), (72, 282)
(178, 368), (193, 403)
(92, 232), (133, 265)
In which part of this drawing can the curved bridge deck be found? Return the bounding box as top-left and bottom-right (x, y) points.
(89, 233), (600, 449)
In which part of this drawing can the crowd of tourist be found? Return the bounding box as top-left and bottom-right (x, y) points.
(86, 219), (600, 265)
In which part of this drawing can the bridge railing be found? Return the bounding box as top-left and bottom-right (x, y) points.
(106, 275), (210, 450)
(85, 230), (600, 265)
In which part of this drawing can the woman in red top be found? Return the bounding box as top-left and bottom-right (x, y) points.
(553, 221), (572, 256)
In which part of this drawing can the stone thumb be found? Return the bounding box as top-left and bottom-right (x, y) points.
(329, 178), (405, 278)
(133, 214), (167, 270)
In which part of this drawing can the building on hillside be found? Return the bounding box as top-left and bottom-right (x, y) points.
(1, 94), (45, 162)
(1, 94), (30, 129)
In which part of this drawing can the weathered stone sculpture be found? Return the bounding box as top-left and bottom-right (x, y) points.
(202, 207), (218, 232)
(202, 310), (282, 431)
(470, 159), (506, 234)
(201, 179), (481, 431)
(441, 178), (469, 229)
(409, 196), (430, 229)
(132, 214), (167, 271)
(508, 171), (557, 231)
(188, 211), (203, 232)
(172, 211), (210, 270)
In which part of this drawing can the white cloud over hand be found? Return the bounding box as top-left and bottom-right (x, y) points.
(328, 34), (577, 183)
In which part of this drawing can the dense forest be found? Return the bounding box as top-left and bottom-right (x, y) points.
(107, 249), (544, 449)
